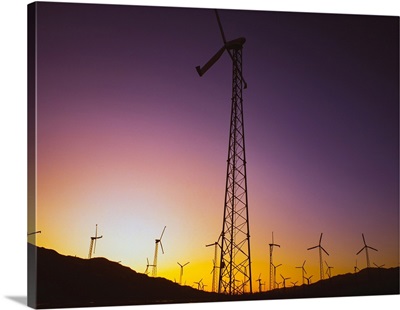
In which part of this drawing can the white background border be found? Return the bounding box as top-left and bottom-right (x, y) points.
(1, 1), (399, 310)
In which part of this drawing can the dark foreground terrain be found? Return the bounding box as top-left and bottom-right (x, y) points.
(29, 243), (399, 308)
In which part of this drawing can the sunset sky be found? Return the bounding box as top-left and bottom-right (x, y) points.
(30, 2), (398, 290)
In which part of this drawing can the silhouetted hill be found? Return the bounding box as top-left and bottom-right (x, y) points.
(249, 266), (399, 300)
(29, 243), (399, 308)
(30, 243), (224, 308)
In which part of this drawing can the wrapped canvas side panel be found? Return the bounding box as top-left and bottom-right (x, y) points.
(27, 2), (38, 309)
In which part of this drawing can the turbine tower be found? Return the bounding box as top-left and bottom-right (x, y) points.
(88, 224), (102, 259)
(307, 233), (329, 280)
(177, 261), (190, 285)
(196, 9), (251, 295)
(356, 233), (378, 268)
(152, 226), (166, 277)
(268, 232), (280, 291)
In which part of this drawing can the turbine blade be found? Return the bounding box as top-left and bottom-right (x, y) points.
(356, 247), (365, 255)
(321, 246), (329, 256)
(214, 9), (227, 44)
(93, 238), (97, 254)
(362, 233), (366, 246)
(319, 233), (323, 245)
(196, 46), (226, 77)
(160, 241), (164, 254)
(160, 226), (166, 240)
(307, 246), (318, 250)
(368, 246), (378, 252)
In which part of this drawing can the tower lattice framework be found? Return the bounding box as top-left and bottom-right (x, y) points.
(218, 44), (252, 295)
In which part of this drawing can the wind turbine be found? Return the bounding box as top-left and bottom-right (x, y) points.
(325, 261), (333, 278)
(206, 240), (220, 292)
(354, 259), (360, 273)
(271, 263), (282, 290)
(373, 263), (385, 268)
(280, 274), (291, 288)
(256, 274), (262, 292)
(296, 260), (307, 285)
(291, 281), (298, 287)
(88, 224), (102, 259)
(144, 258), (155, 275)
(177, 261), (190, 285)
(305, 275), (313, 285)
(194, 278), (203, 290)
(269, 232), (280, 291)
(356, 233), (378, 268)
(307, 233), (329, 280)
(196, 9), (252, 295)
(152, 226), (166, 277)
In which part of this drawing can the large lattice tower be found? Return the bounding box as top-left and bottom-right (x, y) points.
(196, 10), (252, 295)
(217, 41), (252, 295)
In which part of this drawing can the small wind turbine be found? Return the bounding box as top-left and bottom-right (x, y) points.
(354, 259), (360, 273)
(325, 261), (333, 278)
(88, 224), (102, 259)
(356, 233), (378, 268)
(152, 226), (166, 277)
(206, 240), (220, 292)
(280, 274), (291, 288)
(307, 233), (329, 280)
(256, 274), (262, 292)
(296, 260), (307, 285)
(291, 281), (298, 287)
(305, 275), (313, 285)
(271, 263), (282, 289)
(144, 258), (155, 275)
(373, 262), (385, 268)
(269, 232), (280, 291)
(194, 278), (203, 290)
(177, 261), (190, 285)
(275, 281), (281, 289)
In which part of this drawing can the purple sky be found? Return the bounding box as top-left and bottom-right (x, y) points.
(34, 2), (398, 286)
